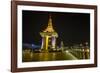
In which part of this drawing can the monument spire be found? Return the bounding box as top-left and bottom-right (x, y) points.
(43, 14), (54, 32)
(48, 14), (53, 27)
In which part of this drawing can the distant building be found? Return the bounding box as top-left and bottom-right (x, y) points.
(40, 15), (58, 52)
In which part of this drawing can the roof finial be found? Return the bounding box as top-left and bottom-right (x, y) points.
(48, 13), (52, 27)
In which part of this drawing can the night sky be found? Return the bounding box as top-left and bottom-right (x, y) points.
(22, 10), (90, 46)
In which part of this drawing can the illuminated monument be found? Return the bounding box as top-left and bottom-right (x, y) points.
(40, 15), (58, 52)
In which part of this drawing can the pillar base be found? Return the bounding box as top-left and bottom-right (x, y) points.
(41, 49), (49, 53)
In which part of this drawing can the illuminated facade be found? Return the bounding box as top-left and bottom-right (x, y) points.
(40, 15), (58, 52)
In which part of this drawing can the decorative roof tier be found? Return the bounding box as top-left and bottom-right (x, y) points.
(40, 15), (58, 37)
(43, 15), (55, 32)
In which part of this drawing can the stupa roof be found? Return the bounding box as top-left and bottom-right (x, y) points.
(43, 15), (55, 32)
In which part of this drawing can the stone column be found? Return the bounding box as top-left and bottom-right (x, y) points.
(52, 37), (56, 49)
(45, 36), (49, 51)
(41, 37), (44, 49)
